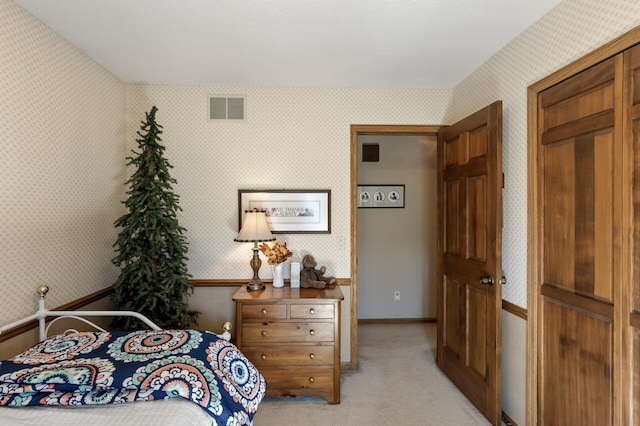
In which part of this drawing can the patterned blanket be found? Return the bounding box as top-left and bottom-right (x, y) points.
(0, 330), (266, 425)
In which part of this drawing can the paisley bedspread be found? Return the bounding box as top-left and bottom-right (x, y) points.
(0, 330), (266, 425)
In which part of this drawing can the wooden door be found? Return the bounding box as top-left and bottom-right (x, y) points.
(626, 43), (640, 426)
(437, 101), (503, 425)
(535, 56), (620, 425)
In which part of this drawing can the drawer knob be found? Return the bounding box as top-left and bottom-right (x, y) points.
(309, 308), (315, 315)
(261, 354), (266, 361)
(261, 308), (267, 315)
(261, 330), (267, 337)
(309, 329), (315, 336)
(309, 377), (315, 383)
(309, 353), (315, 360)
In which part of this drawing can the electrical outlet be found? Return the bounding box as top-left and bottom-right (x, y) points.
(394, 291), (400, 301)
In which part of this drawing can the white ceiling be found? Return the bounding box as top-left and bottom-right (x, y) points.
(14, 0), (563, 89)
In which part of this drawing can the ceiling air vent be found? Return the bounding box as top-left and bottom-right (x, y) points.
(209, 96), (245, 120)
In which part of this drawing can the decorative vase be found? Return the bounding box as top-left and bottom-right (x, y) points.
(272, 263), (285, 288)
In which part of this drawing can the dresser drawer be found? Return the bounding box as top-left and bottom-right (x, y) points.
(290, 304), (334, 319)
(241, 322), (334, 343)
(233, 285), (343, 403)
(241, 304), (287, 320)
(243, 345), (334, 367)
(261, 368), (334, 390)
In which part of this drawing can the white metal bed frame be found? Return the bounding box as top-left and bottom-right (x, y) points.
(0, 285), (231, 341)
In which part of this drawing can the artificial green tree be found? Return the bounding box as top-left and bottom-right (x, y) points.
(111, 106), (198, 330)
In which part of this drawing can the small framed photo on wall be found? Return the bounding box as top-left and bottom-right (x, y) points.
(357, 185), (405, 208)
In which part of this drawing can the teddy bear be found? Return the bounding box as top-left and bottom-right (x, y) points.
(300, 254), (337, 289)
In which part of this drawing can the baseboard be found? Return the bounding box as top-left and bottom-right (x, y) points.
(358, 317), (436, 324)
(502, 410), (518, 426)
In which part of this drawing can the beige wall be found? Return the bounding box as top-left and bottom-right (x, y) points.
(125, 85), (451, 282)
(1, 0), (451, 360)
(357, 134), (437, 319)
(124, 86), (451, 363)
(502, 311), (527, 425)
(0, 0), (126, 326)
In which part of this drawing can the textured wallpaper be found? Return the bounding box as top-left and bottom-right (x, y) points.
(126, 86), (451, 281)
(453, 0), (640, 307)
(4, 0), (640, 330)
(1, 0), (126, 325)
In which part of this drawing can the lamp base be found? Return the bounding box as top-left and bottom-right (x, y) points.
(246, 279), (265, 291)
(245, 244), (265, 291)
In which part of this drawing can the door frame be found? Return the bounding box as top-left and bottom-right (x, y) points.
(526, 26), (640, 425)
(349, 125), (442, 369)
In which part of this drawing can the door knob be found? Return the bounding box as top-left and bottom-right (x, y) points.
(479, 275), (495, 286)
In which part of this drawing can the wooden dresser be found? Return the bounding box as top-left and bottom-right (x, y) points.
(233, 284), (344, 404)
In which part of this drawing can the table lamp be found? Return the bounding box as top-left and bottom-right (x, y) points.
(235, 208), (276, 291)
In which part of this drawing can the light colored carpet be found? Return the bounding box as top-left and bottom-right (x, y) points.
(252, 322), (491, 425)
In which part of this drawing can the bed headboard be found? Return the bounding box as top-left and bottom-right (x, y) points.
(0, 286), (232, 342)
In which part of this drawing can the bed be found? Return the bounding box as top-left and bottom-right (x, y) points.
(0, 286), (267, 426)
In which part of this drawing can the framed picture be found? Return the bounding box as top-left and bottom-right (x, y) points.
(357, 185), (405, 208)
(238, 190), (331, 233)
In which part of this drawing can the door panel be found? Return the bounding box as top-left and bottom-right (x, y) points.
(467, 285), (487, 377)
(445, 180), (461, 254)
(542, 130), (615, 299)
(468, 175), (487, 261)
(542, 301), (613, 425)
(437, 101), (502, 425)
(443, 276), (463, 355)
(537, 55), (618, 425)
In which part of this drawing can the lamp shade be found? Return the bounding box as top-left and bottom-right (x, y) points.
(235, 209), (276, 243)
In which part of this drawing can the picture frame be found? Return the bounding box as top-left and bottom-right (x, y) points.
(238, 190), (331, 233)
(357, 185), (405, 208)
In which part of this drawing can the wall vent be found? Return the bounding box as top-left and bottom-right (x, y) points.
(209, 96), (245, 120)
(362, 143), (380, 162)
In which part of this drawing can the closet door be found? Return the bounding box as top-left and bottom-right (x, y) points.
(536, 55), (621, 424)
(626, 43), (640, 425)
